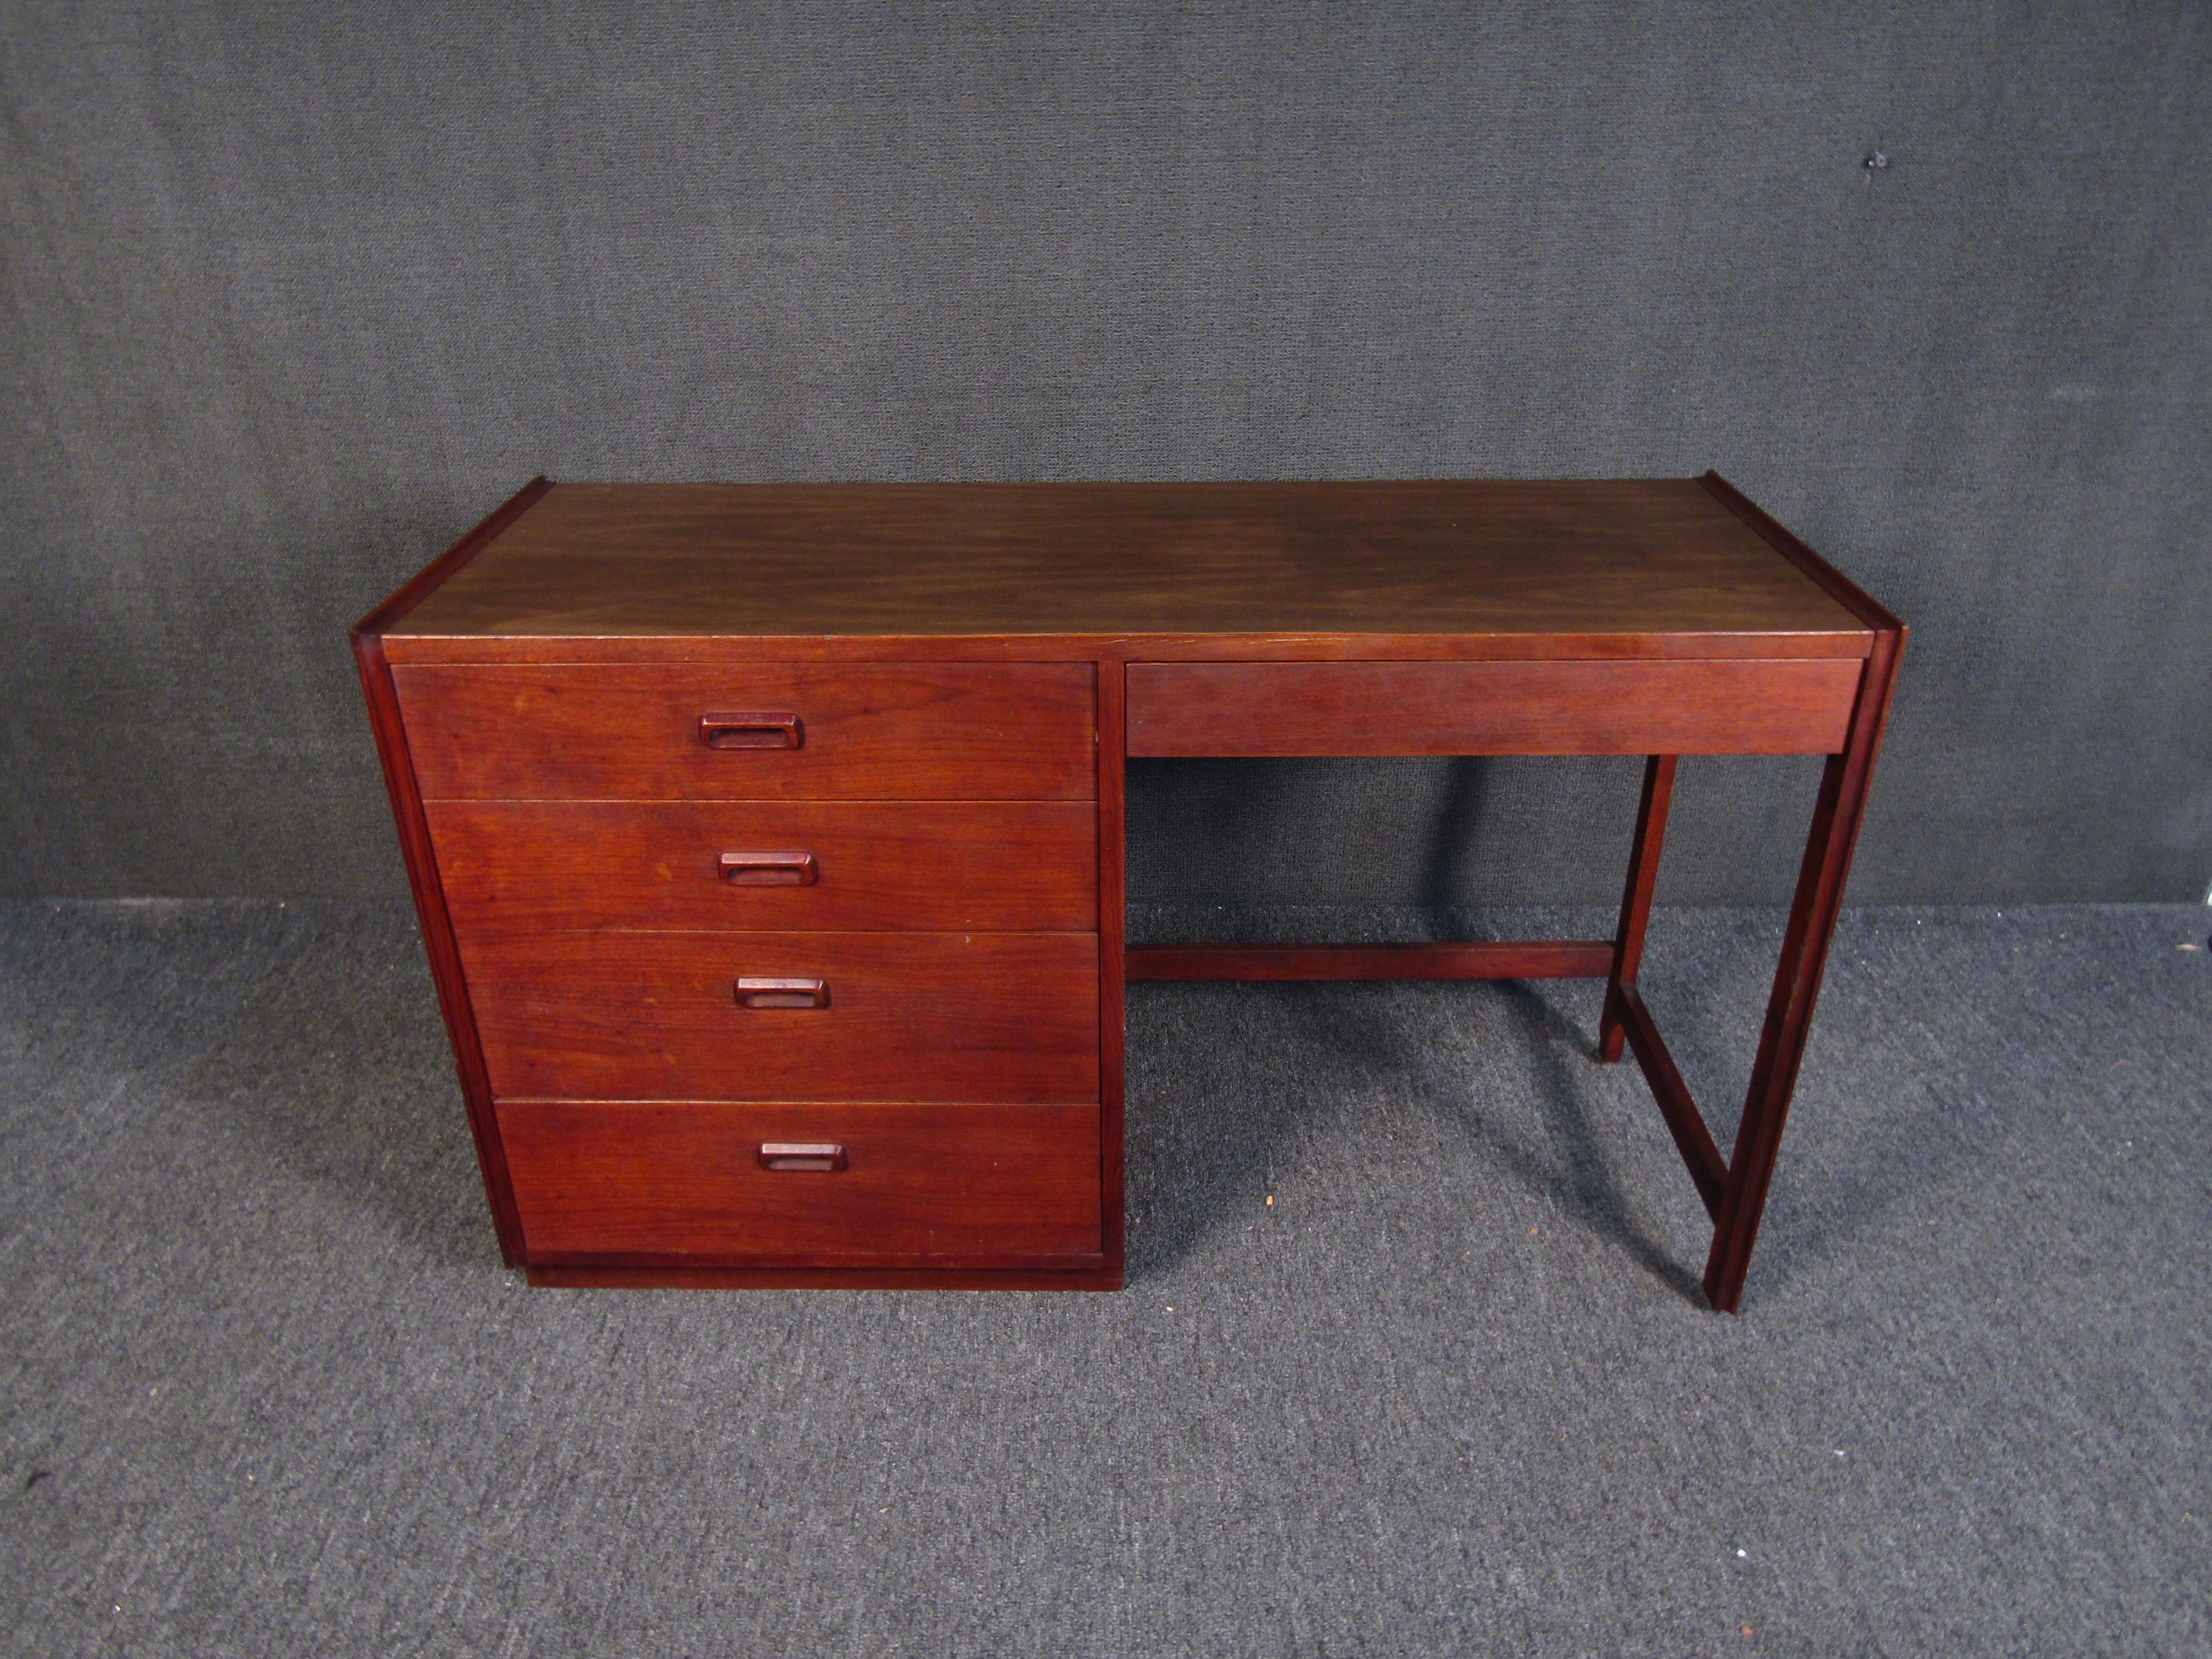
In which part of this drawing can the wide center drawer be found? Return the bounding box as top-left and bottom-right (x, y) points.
(464, 930), (1101, 1102)
(1125, 657), (1863, 756)
(427, 799), (1098, 933)
(394, 662), (1096, 800)
(498, 1099), (1104, 1265)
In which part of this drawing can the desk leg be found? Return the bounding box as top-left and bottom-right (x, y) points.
(1601, 755), (1677, 1063)
(1703, 632), (1903, 1312)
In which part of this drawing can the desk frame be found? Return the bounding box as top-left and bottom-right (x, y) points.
(1124, 474), (1903, 1312)
(366, 471), (1902, 1312)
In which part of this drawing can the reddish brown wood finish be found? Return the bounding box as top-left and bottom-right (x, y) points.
(734, 975), (830, 1009)
(464, 929), (1101, 1103)
(759, 1141), (847, 1171)
(424, 800), (1098, 934)
(1126, 941), (1616, 981)
(1124, 659), (1860, 758)
(357, 474), (1901, 1308)
(699, 711), (804, 750)
(1704, 626), (1905, 1310)
(526, 1263), (1125, 1290)
(1612, 984), (1727, 1217)
(1096, 659), (1128, 1269)
(500, 1101), (1103, 1264)
(393, 479), (1869, 645)
(720, 850), (819, 885)
(394, 662), (1097, 802)
(1600, 756), (1677, 1062)
(389, 631), (1869, 667)
(350, 478), (553, 1268)
(354, 477), (552, 637)
(1700, 472), (1905, 632)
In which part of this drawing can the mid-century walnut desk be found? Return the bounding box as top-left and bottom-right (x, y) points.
(355, 476), (1902, 1313)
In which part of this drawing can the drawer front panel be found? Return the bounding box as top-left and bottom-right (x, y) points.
(1125, 658), (1863, 757)
(466, 930), (1100, 1103)
(428, 799), (1098, 934)
(396, 663), (1096, 800)
(500, 1099), (1104, 1265)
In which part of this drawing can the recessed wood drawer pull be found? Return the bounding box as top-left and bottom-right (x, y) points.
(719, 850), (819, 886)
(758, 1142), (847, 1173)
(734, 975), (829, 1010)
(699, 712), (804, 750)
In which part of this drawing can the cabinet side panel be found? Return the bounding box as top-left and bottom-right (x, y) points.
(352, 632), (525, 1263)
(1097, 657), (1127, 1271)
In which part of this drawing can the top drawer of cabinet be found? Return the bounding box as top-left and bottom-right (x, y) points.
(393, 663), (1096, 801)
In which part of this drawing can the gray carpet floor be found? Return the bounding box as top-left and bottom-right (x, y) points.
(2, 899), (2207, 1657)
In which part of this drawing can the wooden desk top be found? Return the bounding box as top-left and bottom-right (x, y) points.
(384, 474), (1892, 662)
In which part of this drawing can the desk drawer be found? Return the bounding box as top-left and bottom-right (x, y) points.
(395, 663), (1095, 800)
(1125, 658), (1863, 757)
(427, 799), (1098, 933)
(500, 1099), (1103, 1265)
(465, 930), (1100, 1102)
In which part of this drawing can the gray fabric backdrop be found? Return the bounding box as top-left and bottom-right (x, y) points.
(3, 3), (2207, 906)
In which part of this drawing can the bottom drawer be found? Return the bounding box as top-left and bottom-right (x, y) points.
(499, 1100), (1102, 1267)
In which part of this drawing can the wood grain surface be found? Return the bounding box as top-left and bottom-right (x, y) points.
(464, 929), (1101, 1103)
(523, 1263), (1123, 1289)
(1125, 658), (1863, 757)
(354, 474), (1902, 1302)
(426, 799), (1098, 933)
(390, 479), (1869, 645)
(1126, 940), (1617, 980)
(500, 1099), (1103, 1264)
(395, 662), (1096, 801)
(347, 475), (555, 1267)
